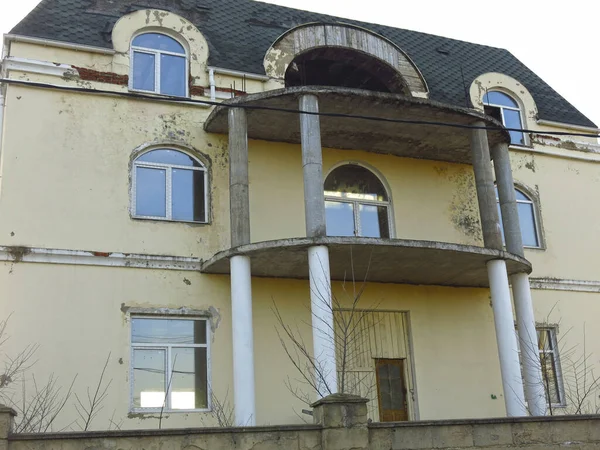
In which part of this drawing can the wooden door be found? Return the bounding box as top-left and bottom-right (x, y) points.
(375, 358), (408, 422)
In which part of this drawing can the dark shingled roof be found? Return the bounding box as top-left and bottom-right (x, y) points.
(11, 0), (596, 128)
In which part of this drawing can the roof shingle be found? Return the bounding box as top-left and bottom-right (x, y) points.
(10, 0), (596, 128)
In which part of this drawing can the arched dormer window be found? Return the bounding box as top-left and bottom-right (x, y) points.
(131, 33), (187, 97)
(324, 164), (391, 238)
(495, 185), (541, 248)
(483, 91), (525, 146)
(132, 149), (207, 223)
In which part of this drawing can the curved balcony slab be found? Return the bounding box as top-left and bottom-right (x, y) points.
(200, 237), (531, 288)
(204, 86), (510, 164)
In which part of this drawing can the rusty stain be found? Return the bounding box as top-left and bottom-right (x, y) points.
(93, 251), (111, 257)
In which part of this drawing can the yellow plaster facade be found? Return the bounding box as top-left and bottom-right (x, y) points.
(1, 5), (599, 433)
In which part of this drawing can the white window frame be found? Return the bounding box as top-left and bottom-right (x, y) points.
(483, 90), (528, 147)
(536, 327), (566, 408)
(131, 149), (209, 223)
(129, 32), (189, 97)
(129, 316), (211, 414)
(495, 185), (543, 249)
(324, 164), (393, 238)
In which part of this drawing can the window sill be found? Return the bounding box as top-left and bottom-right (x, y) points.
(130, 408), (211, 414)
(508, 143), (534, 151)
(131, 215), (209, 226)
(129, 87), (190, 100)
(523, 245), (546, 252)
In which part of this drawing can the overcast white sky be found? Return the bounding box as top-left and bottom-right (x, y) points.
(2, 0), (599, 127)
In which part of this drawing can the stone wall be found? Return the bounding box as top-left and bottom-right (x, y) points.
(4, 396), (600, 450)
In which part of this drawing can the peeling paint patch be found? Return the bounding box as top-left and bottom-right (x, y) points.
(73, 66), (129, 86)
(208, 306), (221, 333)
(435, 166), (482, 242)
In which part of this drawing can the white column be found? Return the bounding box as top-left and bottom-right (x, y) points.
(228, 108), (255, 425)
(471, 125), (526, 416)
(308, 245), (338, 397)
(487, 260), (527, 416)
(299, 94), (337, 398)
(230, 255), (255, 425)
(492, 142), (546, 416)
(512, 272), (546, 415)
(0, 92), (5, 160)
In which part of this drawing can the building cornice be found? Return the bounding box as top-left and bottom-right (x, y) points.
(536, 119), (600, 134)
(4, 34), (116, 55)
(0, 246), (201, 271)
(2, 56), (77, 77)
(530, 277), (600, 293)
(207, 66), (270, 81)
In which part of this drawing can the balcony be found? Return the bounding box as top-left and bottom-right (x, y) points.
(201, 237), (531, 288)
(204, 86), (509, 164)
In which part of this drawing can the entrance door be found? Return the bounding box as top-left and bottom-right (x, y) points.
(375, 358), (408, 422)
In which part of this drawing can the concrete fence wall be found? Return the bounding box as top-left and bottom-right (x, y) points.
(4, 396), (600, 450)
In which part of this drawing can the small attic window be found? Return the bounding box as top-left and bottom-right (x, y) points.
(131, 33), (188, 97)
(483, 91), (526, 146)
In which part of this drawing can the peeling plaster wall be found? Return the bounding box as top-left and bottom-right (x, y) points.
(0, 84), (229, 258)
(0, 261), (504, 430)
(248, 143), (483, 245)
(510, 150), (600, 281)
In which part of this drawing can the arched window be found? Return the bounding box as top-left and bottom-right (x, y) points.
(324, 165), (391, 238)
(132, 149), (207, 223)
(131, 33), (187, 97)
(495, 186), (541, 248)
(483, 91), (525, 146)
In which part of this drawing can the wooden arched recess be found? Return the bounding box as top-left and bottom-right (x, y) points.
(264, 23), (428, 98)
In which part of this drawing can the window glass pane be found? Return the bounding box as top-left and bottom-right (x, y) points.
(325, 201), (355, 236)
(496, 200), (506, 244)
(132, 318), (207, 345)
(515, 189), (529, 201)
(137, 149), (201, 167)
(537, 329), (552, 351)
(172, 169), (205, 222)
(133, 348), (165, 408)
(324, 165), (387, 201)
(133, 51), (155, 91)
(517, 202), (539, 247)
(359, 204), (389, 238)
(161, 54), (186, 97)
(541, 353), (560, 404)
(377, 361), (405, 411)
(503, 109), (525, 145)
(484, 105), (503, 123)
(135, 167), (166, 217)
(133, 33), (185, 54)
(483, 91), (518, 108)
(171, 347), (208, 409)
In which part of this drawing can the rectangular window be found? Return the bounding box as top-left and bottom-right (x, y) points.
(131, 317), (209, 412)
(517, 326), (564, 406)
(537, 328), (563, 405)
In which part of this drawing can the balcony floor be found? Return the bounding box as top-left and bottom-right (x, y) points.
(200, 237), (531, 288)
